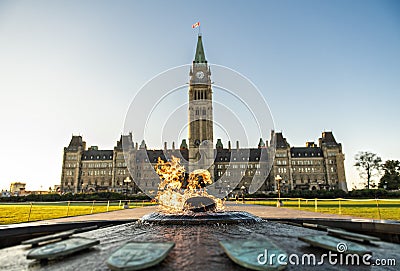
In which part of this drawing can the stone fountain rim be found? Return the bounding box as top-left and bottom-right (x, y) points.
(140, 211), (263, 225)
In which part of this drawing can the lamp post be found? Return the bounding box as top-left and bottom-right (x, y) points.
(132, 178), (137, 194)
(240, 185), (246, 203)
(275, 175), (283, 207)
(124, 177), (132, 197)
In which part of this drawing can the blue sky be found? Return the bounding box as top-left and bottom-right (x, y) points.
(0, 0), (399, 191)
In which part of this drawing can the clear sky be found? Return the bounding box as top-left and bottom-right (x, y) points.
(0, 0), (399, 191)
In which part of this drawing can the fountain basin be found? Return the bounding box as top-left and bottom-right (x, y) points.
(141, 211), (262, 225)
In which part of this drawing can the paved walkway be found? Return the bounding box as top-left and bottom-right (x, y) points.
(0, 203), (358, 229)
(226, 203), (357, 219)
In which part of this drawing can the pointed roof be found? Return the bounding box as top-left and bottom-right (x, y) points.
(272, 132), (290, 149)
(194, 35), (207, 63)
(319, 131), (338, 146)
(216, 139), (223, 149)
(258, 138), (266, 148)
(67, 135), (84, 151)
(180, 139), (188, 150)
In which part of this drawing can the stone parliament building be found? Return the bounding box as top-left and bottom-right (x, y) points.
(60, 35), (348, 195)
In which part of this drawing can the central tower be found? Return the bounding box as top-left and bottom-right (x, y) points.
(188, 34), (214, 177)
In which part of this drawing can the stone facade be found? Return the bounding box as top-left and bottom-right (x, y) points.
(188, 35), (214, 178)
(60, 35), (348, 194)
(60, 130), (347, 194)
(268, 131), (347, 192)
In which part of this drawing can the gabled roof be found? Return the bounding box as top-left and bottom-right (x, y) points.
(116, 133), (134, 150)
(214, 148), (268, 162)
(67, 136), (84, 151)
(82, 150), (113, 160)
(319, 131), (338, 146)
(274, 132), (290, 148)
(135, 149), (189, 163)
(290, 147), (323, 158)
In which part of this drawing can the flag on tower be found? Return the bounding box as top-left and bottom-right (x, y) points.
(192, 22), (200, 29)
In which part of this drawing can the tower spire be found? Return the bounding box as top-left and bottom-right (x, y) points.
(194, 34), (207, 64)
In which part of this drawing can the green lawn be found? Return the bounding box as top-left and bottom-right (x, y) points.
(1, 199), (399, 225)
(0, 201), (155, 225)
(243, 199), (400, 221)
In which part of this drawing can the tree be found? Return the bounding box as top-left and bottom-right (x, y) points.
(354, 151), (382, 189)
(379, 160), (400, 190)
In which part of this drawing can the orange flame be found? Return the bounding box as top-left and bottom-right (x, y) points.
(155, 156), (224, 213)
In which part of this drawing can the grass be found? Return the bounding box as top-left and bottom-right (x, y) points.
(243, 199), (400, 221)
(0, 201), (155, 225)
(1, 199), (399, 224)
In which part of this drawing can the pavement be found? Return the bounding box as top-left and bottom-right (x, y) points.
(0, 202), (359, 229)
(225, 203), (358, 220)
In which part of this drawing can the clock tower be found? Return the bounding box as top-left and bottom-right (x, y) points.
(188, 34), (214, 177)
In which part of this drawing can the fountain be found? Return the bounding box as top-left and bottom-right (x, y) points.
(141, 156), (261, 224)
(3, 156), (399, 270)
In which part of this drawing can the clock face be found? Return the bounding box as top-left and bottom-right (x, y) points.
(196, 71), (205, 79)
